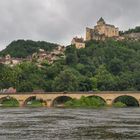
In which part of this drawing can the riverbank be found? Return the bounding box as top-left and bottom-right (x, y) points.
(0, 99), (45, 107)
(26, 100), (45, 107)
(64, 96), (106, 108)
(64, 96), (127, 108)
(0, 99), (19, 107)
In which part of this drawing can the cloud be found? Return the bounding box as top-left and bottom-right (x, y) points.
(0, 0), (140, 50)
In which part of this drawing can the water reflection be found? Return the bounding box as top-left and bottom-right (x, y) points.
(0, 108), (140, 139)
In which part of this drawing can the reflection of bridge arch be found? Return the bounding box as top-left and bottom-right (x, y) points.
(113, 95), (139, 107)
(24, 96), (47, 106)
(86, 95), (107, 104)
(0, 96), (19, 106)
(52, 96), (72, 107)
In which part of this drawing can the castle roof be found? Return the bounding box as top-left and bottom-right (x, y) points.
(97, 17), (116, 28)
(106, 24), (115, 28)
(97, 17), (105, 24)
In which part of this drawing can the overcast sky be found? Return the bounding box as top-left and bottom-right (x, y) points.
(0, 0), (140, 50)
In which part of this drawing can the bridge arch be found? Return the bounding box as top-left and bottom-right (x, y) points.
(113, 95), (139, 107)
(86, 95), (107, 104)
(0, 96), (19, 107)
(24, 96), (47, 107)
(52, 96), (72, 107)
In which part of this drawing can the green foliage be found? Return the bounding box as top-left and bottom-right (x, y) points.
(113, 102), (126, 108)
(0, 39), (140, 92)
(65, 96), (106, 108)
(123, 26), (140, 34)
(26, 100), (44, 107)
(52, 69), (79, 91)
(0, 98), (19, 107)
(65, 46), (78, 65)
(0, 40), (58, 58)
(114, 96), (139, 107)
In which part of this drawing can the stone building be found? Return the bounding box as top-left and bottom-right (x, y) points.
(71, 37), (85, 49)
(86, 17), (119, 41)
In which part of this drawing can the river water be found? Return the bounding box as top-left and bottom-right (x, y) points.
(0, 108), (140, 140)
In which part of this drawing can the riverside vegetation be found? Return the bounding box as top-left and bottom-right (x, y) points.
(65, 96), (106, 108)
(0, 98), (19, 107)
(0, 98), (45, 107)
(0, 39), (140, 92)
(0, 96), (127, 108)
(64, 96), (127, 108)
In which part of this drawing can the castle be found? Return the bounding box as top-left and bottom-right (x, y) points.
(71, 37), (85, 49)
(86, 17), (119, 41)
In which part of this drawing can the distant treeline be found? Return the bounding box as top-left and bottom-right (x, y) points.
(120, 26), (140, 35)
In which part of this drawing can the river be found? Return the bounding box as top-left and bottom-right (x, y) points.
(0, 108), (140, 140)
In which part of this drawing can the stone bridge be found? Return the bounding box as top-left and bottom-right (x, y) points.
(0, 91), (140, 107)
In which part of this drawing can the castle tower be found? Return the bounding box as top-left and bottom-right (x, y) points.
(86, 27), (94, 41)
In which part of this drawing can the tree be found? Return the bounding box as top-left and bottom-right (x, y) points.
(65, 46), (78, 65)
(17, 81), (33, 92)
(95, 65), (116, 90)
(109, 58), (124, 75)
(52, 69), (79, 91)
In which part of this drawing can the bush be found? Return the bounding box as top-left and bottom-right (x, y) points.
(113, 102), (126, 108)
(65, 96), (106, 108)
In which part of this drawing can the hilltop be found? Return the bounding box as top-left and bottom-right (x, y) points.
(0, 39), (140, 92)
(0, 40), (59, 58)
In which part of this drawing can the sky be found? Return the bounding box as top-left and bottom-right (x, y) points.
(0, 0), (140, 50)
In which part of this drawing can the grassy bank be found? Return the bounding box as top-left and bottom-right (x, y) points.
(64, 96), (106, 108)
(26, 100), (45, 107)
(113, 102), (127, 108)
(0, 99), (19, 107)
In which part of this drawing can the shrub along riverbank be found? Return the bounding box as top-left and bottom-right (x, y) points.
(0, 96), (134, 108)
(64, 96), (127, 108)
(0, 99), (19, 107)
(113, 102), (127, 108)
(26, 100), (44, 107)
(64, 96), (106, 108)
(0, 99), (45, 107)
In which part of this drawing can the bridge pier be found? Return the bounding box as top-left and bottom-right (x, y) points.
(106, 99), (113, 106)
(18, 100), (25, 107)
(46, 99), (53, 108)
